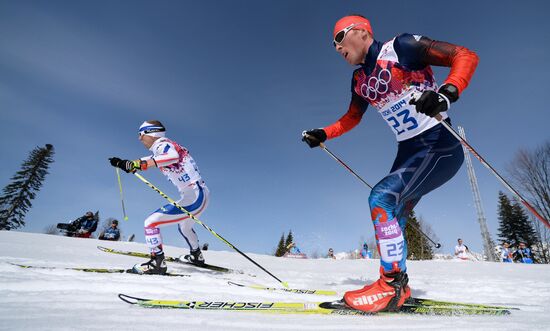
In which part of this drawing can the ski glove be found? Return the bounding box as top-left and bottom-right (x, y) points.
(109, 157), (146, 173)
(302, 129), (327, 148)
(409, 84), (459, 118)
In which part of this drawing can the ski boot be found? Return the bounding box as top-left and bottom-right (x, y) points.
(182, 248), (205, 266)
(343, 266), (411, 313)
(132, 253), (167, 275)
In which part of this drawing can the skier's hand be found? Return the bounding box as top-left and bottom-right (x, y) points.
(409, 84), (459, 118)
(109, 157), (142, 173)
(302, 129), (327, 148)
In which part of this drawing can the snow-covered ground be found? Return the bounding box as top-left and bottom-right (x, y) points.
(1, 231), (549, 331)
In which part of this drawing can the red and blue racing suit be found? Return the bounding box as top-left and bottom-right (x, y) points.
(323, 34), (478, 273)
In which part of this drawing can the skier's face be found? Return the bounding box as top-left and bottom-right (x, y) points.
(334, 29), (371, 66)
(139, 134), (157, 149)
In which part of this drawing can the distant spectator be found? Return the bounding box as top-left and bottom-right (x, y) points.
(500, 242), (513, 263)
(286, 242), (302, 255)
(202, 243), (209, 251)
(513, 242), (534, 264)
(99, 219), (121, 241)
(57, 211), (98, 238)
(327, 248), (336, 259)
(454, 238), (469, 260)
(360, 243), (371, 259)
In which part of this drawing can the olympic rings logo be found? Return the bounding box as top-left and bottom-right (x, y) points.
(360, 69), (391, 101)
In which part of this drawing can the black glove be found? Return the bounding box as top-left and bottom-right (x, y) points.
(302, 129), (327, 148)
(109, 157), (139, 173)
(409, 84), (459, 117)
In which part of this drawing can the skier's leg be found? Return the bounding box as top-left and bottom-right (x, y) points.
(176, 183), (209, 251)
(373, 124), (464, 274)
(135, 189), (208, 275)
(134, 208), (188, 274)
(176, 182), (209, 264)
(345, 123), (464, 313)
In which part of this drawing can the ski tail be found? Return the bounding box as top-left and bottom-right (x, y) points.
(410, 297), (520, 311)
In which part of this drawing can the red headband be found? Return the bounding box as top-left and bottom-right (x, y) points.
(333, 15), (373, 38)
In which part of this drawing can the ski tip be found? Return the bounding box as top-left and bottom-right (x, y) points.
(124, 216), (128, 221)
(227, 281), (244, 287)
(281, 281), (290, 289)
(118, 293), (146, 304)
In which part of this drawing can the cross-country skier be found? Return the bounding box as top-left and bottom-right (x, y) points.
(109, 120), (209, 274)
(302, 15), (478, 313)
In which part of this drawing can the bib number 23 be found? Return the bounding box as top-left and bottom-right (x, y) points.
(387, 109), (418, 135)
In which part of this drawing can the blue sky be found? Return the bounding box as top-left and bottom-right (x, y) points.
(1, 1), (549, 257)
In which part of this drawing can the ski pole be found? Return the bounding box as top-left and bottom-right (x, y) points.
(315, 141), (442, 249)
(434, 115), (550, 230)
(320, 143), (373, 189)
(115, 168), (129, 221)
(132, 172), (289, 288)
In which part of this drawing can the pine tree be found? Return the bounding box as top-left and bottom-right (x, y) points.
(0, 144), (55, 230)
(274, 232), (286, 257)
(405, 211), (433, 260)
(497, 191), (539, 247)
(511, 199), (539, 247)
(497, 192), (516, 244)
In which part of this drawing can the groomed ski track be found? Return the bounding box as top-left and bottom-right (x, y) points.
(1, 231), (549, 330)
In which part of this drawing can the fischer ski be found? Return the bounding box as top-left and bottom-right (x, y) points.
(11, 263), (190, 277)
(228, 281), (338, 296)
(226, 281), (518, 311)
(97, 246), (234, 273)
(118, 293), (512, 316)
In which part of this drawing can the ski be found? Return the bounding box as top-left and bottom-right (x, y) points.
(11, 263), (190, 277)
(227, 281), (518, 311)
(118, 293), (512, 316)
(228, 281), (338, 295)
(97, 246), (234, 273)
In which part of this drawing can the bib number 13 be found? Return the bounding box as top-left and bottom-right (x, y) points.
(387, 109), (418, 135)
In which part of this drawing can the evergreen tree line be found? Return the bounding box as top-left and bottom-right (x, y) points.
(497, 191), (547, 263)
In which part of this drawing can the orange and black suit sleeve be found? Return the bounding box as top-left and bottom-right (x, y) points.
(323, 92), (368, 139)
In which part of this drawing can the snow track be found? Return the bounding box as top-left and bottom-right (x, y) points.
(1, 231), (549, 330)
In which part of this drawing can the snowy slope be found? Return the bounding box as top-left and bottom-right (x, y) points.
(1, 231), (549, 331)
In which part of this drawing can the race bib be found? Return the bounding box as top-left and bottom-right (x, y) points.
(375, 218), (405, 263)
(378, 91), (447, 141)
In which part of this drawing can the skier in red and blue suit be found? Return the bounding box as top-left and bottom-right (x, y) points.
(302, 15), (479, 313)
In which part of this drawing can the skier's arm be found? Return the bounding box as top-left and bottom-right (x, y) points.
(302, 78), (368, 148)
(422, 38), (478, 95)
(144, 142), (179, 168)
(394, 33), (479, 96)
(395, 34), (478, 117)
(323, 94), (368, 139)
